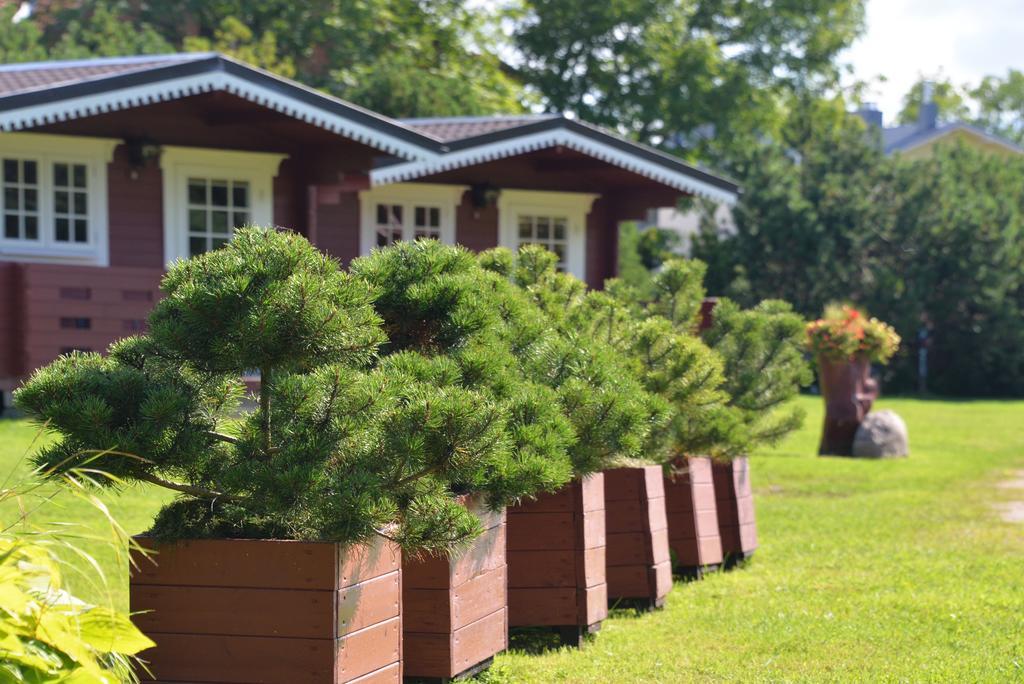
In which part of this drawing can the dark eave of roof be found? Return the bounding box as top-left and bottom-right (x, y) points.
(0, 53), (444, 156)
(433, 115), (739, 195)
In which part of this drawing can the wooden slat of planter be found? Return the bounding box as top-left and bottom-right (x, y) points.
(345, 662), (400, 683)
(578, 546), (606, 589)
(451, 523), (505, 586)
(507, 549), (576, 588)
(605, 498), (646, 533)
(402, 586), (452, 633)
(506, 511), (574, 550)
(453, 566), (507, 630)
(404, 609), (507, 679)
(336, 616), (402, 682)
(647, 495), (668, 533)
(581, 581), (609, 625)
(606, 531), (651, 566)
(141, 633), (336, 684)
(650, 530), (671, 565)
(652, 560), (673, 598)
(514, 487), (576, 513)
(606, 565), (650, 597)
(338, 543), (401, 589)
(735, 495), (756, 525)
(131, 585), (336, 639)
(337, 571), (402, 635)
(507, 587), (577, 625)
(132, 539), (339, 590)
(451, 609), (507, 676)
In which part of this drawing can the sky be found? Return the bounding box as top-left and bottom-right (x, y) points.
(843, 0), (1024, 124)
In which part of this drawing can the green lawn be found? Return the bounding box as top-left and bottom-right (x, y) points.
(3, 396), (1023, 681)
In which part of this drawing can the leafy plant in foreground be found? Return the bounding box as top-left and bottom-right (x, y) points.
(0, 451), (153, 683)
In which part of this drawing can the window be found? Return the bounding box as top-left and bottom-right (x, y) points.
(497, 190), (598, 281)
(359, 183), (468, 255)
(186, 178), (250, 257)
(53, 162), (88, 244)
(372, 201), (442, 248)
(0, 133), (116, 265)
(516, 215), (569, 270)
(161, 147), (286, 265)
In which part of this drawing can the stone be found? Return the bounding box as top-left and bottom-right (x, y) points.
(852, 410), (909, 458)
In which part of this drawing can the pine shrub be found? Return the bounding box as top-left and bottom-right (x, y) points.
(15, 229), (538, 554)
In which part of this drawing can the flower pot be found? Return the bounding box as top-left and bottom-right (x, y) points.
(712, 457), (757, 566)
(402, 496), (507, 682)
(130, 537), (402, 684)
(818, 356), (879, 456)
(664, 457), (723, 578)
(506, 474), (607, 646)
(603, 466), (672, 610)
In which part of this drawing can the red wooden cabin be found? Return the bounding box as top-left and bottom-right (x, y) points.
(0, 53), (738, 406)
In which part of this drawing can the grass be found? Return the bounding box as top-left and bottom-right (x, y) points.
(2, 396), (1023, 681)
(486, 397), (1024, 682)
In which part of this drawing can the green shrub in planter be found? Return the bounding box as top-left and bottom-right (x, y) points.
(641, 260), (812, 565)
(15, 228), (523, 554)
(642, 259), (812, 457)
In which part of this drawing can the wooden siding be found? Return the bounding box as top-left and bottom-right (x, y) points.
(311, 189), (361, 264)
(108, 144), (164, 269)
(455, 191), (499, 253)
(8, 263), (161, 378)
(131, 537), (402, 684)
(0, 262), (20, 391)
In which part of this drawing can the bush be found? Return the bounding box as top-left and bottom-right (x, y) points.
(14, 229), (546, 554)
(611, 258), (812, 459)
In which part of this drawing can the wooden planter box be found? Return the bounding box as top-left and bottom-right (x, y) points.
(402, 497), (507, 682)
(712, 457), (758, 565)
(130, 537), (402, 684)
(664, 457), (723, 577)
(604, 466), (672, 610)
(506, 474), (607, 645)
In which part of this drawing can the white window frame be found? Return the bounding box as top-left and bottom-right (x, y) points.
(497, 189), (599, 281)
(0, 132), (117, 266)
(358, 183), (468, 256)
(161, 146), (287, 265)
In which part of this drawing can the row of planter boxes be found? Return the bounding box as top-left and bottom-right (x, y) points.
(131, 460), (757, 683)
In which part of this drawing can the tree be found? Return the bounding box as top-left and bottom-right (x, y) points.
(971, 70), (1024, 146)
(15, 229), (547, 554)
(182, 16), (295, 77)
(897, 76), (970, 125)
(505, 246), (729, 463)
(16, 0), (527, 118)
(45, 2), (174, 59)
(511, 0), (866, 158)
(0, 4), (47, 64)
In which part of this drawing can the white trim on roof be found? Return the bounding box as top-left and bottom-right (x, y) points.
(0, 71), (439, 161)
(0, 53), (213, 73)
(371, 128), (738, 205)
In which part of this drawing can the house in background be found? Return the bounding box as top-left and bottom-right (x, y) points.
(0, 53), (738, 407)
(857, 85), (1024, 160)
